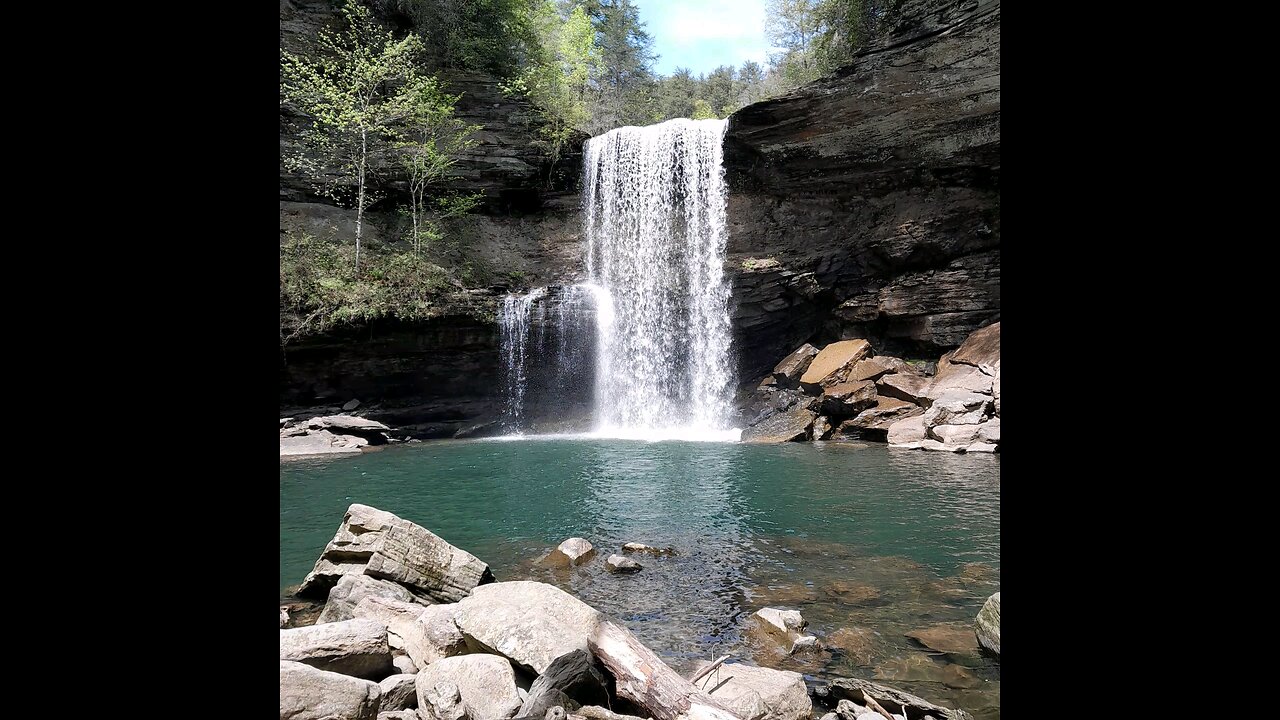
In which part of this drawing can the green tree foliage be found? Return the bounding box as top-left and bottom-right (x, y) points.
(395, 0), (541, 76)
(503, 1), (600, 176)
(281, 0), (471, 270)
(583, 0), (657, 134)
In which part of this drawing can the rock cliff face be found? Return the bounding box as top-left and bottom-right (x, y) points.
(724, 0), (1000, 382)
(278, 0), (1001, 436)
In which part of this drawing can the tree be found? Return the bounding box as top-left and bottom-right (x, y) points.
(281, 0), (462, 270)
(584, 0), (657, 133)
(397, 98), (481, 254)
(766, 0), (823, 86)
(395, 0), (541, 76)
(504, 1), (600, 179)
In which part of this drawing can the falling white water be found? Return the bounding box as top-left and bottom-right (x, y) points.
(583, 118), (739, 441)
(498, 287), (545, 431)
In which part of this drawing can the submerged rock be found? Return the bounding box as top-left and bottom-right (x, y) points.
(621, 542), (677, 556)
(605, 554), (642, 573)
(693, 661), (811, 720)
(279, 618), (393, 680)
(799, 340), (873, 393)
(416, 654), (523, 720)
(546, 538), (596, 567)
(298, 503), (494, 604)
(975, 592), (1000, 655)
(454, 581), (604, 674)
(280, 660), (382, 720)
(905, 623), (981, 655)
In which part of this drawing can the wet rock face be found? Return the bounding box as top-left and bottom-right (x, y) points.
(724, 0), (1001, 380)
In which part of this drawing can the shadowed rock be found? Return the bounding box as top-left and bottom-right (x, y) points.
(281, 660), (382, 720)
(319, 574), (421, 624)
(280, 618), (393, 679)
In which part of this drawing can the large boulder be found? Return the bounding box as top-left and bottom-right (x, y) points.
(977, 417), (1000, 445)
(281, 430), (366, 456)
(318, 574), (420, 624)
(353, 596), (466, 669)
(280, 618), (393, 680)
(886, 416), (927, 447)
(454, 581), (604, 675)
(518, 650), (611, 718)
(847, 356), (910, 382)
(298, 504), (494, 603)
(799, 340), (872, 393)
(742, 404), (816, 443)
(546, 538), (596, 567)
(921, 391), (990, 427)
(309, 415), (392, 436)
(876, 374), (932, 405)
(694, 662), (811, 720)
(950, 322), (1000, 368)
(753, 608), (806, 640)
(837, 397), (922, 435)
(281, 660), (382, 720)
(416, 654), (523, 720)
(771, 344), (820, 389)
(820, 380), (879, 418)
(927, 362), (993, 397)
(379, 674), (418, 711)
(928, 424), (982, 446)
(975, 592), (1000, 655)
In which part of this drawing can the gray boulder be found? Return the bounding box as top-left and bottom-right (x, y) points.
(417, 654), (523, 720)
(353, 596), (467, 669)
(921, 391), (990, 427)
(379, 674), (418, 711)
(298, 503), (494, 603)
(975, 592), (1000, 655)
(693, 662), (811, 720)
(280, 618), (393, 680)
(977, 417), (999, 444)
(518, 650), (610, 718)
(876, 373), (932, 405)
(886, 416), (927, 447)
(280, 660), (382, 720)
(281, 430), (366, 457)
(318, 574), (420, 624)
(454, 581), (604, 674)
(753, 608), (806, 640)
(742, 404), (816, 443)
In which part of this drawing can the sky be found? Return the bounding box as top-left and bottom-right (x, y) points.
(633, 0), (773, 77)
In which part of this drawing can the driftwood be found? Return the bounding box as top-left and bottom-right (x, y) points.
(574, 707), (648, 720)
(588, 620), (743, 720)
(860, 694), (895, 720)
(828, 678), (973, 720)
(688, 656), (731, 687)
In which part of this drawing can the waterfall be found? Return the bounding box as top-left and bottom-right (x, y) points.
(498, 287), (545, 431)
(583, 119), (738, 441)
(496, 118), (739, 442)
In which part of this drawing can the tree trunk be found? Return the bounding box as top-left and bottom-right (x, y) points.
(355, 127), (368, 271)
(588, 620), (741, 720)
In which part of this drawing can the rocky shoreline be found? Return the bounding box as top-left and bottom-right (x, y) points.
(280, 504), (1000, 720)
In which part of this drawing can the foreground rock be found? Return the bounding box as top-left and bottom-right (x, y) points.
(799, 340), (872, 393)
(518, 650), (611, 718)
(975, 592), (1000, 655)
(771, 344), (820, 388)
(379, 674), (418, 711)
(281, 429), (367, 456)
(280, 618), (393, 679)
(318, 574), (420, 623)
(606, 555), (642, 573)
(353, 596), (466, 669)
(546, 538), (596, 567)
(417, 654), (523, 720)
(742, 403), (817, 443)
(299, 503), (494, 603)
(693, 662), (811, 720)
(455, 581), (604, 674)
(827, 677), (973, 720)
(281, 660), (382, 720)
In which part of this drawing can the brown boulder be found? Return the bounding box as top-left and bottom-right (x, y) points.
(799, 340), (872, 393)
(820, 380), (878, 418)
(950, 322), (1000, 368)
(847, 356), (910, 382)
(876, 373), (931, 405)
(771, 344), (820, 388)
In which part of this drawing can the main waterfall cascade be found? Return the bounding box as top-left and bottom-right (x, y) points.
(500, 118), (740, 441)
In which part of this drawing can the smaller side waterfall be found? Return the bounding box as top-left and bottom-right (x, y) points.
(498, 285), (603, 434)
(499, 287), (545, 431)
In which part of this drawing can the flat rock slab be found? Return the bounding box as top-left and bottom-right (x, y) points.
(821, 380), (879, 418)
(281, 660), (382, 720)
(281, 430), (365, 456)
(454, 581), (605, 675)
(280, 618), (392, 680)
(904, 623), (981, 655)
(310, 415), (391, 433)
(694, 662), (811, 720)
(886, 416), (927, 446)
(299, 503), (493, 604)
(799, 340), (872, 392)
(876, 374), (932, 405)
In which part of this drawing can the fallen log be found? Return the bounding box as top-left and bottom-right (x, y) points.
(827, 678), (974, 720)
(588, 620), (743, 720)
